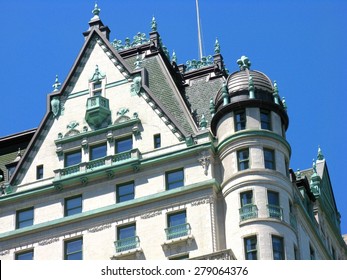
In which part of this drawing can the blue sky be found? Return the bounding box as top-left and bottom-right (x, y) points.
(0, 0), (346, 235)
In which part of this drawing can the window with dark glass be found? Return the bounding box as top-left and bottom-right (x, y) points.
(154, 134), (161, 149)
(237, 149), (249, 171)
(16, 207), (34, 229)
(166, 169), (184, 190)
(244, 236), (257, 260)
(267, 191), (282, 219)
(115, 137), (133, 153)
(92, 81), (102, 96)
(36, 165), (43, 180)
(65, 150), (82, 167)
(116, 224), (137, 252)
(268, 191), (280, 206)
(15, 250), (34, 260)
(116, 182), (134, 203)
(90, 143), (107, 160)
(272, 235), (285, 260)
(240, 191), (257, 221)
(64, 195), (82, 216)
(264, 148), (275, 170)
(234, 110), (246, 131)
(64, 238), (83, 260)
(167, 211), (188, 239)
(260, 110), (272, 130)
(7, 165), (16, 179)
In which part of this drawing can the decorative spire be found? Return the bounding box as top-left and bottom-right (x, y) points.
(222, 82), (229, 106)
(151, 16), (157, 32)
(296, 169), (302, 179)
(273, 80), (280, 105)
(89, 65), (105, 82)
(214, 38), (220, 54)
(209, 98), (215, 117)
(317, 146), (325, 160)
(13, 148), (22, 163)
(199, 114), (207, 130)
(282, 97), (287, 110)
(171, 50), (177, 64)
(91, 2), (101, 20)
(248, 75), (255, 99)
(312, 158), (317, 174)
(52, 75), (61, 92)
(237, 55), (251, 70)
(134, 53), (143, 70)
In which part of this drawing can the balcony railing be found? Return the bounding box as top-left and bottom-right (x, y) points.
(267, 204), (283, 220)
(54, 149), (140, 181)
(165, 223), (191, 240)
(115, 236), (140, 253)
(239, 204), (258, 222)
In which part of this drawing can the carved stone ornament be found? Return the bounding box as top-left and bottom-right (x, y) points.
(131, 76), (142, 95)
(51, 97), (60, 118)
(199, 151), (211, 175)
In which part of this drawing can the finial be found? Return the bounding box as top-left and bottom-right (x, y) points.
(237, 55), (251, 70)
(13, 148), (22, 162)
(317, 146), (325, 160)
(282, 96), (287, 110)
(134, 53), (143, 70)
(312, 158), (317, 174)
(296, 168), (302, 179)
(210, 98), (215, 117)
(92, 2), (101, 20)
(171, 50), (177, 64)
(214, 38), (220, 54)
(52, 75), (61, 92)
(273, 80), (280, 104)
(222, 82), (229, 106)
(199, 114), (207, 130)
(151, 16), (157, 32)
(248, 75), (255, 99)
(89, 65), (105, 82)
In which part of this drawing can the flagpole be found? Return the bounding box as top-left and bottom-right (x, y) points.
(196, 0), (203, 60)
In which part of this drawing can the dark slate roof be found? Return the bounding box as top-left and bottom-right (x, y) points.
(184, 76), (224, 128)
(124, 55), (195, 135)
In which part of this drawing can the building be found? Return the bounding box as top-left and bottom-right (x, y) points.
(0, 5), (346, 260)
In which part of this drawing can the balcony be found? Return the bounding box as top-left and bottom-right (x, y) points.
(165, 223), (191, 240)
(85, 96), (111, 127)
(267, 204), (283, 220)
(239, 204), (258, 222)
(53, 149), (140, 188)
(115, 236), (140, 253)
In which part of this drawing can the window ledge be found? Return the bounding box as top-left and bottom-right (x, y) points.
(161, 235), (194, 251)
(110, 247), (143, 260)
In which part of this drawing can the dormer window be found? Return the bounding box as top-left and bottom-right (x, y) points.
(92, 82), (102, 96)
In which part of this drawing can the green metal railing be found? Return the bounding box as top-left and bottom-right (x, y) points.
(113, 151), (132, 162)
(165, 223), (191, 240)
(114, 236), (140, 253)
(86, 158), (106, 170)
(239, 204), (258, 222)
(267, 204), (283, 220)
(61, 164), (80, 176)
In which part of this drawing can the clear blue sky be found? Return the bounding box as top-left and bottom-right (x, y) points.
(0, 0), (346, 234)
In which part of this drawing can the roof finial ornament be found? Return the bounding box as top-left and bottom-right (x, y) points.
(199, 114), (207, 130)
(214, 38), (220, 54)
(248, 75), (255, 99)
(52, 75), (61, 92)
(312, 158), (317, 174)
(282, 96), (287, 110)
(134, 53), (143, 70)
(151, 16), (157, 32)
(273, 80), (280, 105)
(91, 2), (101, 20)
(237, 55), (251, 70)
(317, 146), (325, 160)
(171, 50), (177, 64)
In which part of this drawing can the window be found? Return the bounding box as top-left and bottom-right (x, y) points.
(90, 143), (107, 160)
(237, 149), (249, 171)
(267, 191), (282, 219)
(167, 211), (188, 239)
(115, 137), (133, 153)
(260, 110), (272, 130)
(65, 150), (81, 167)
(7, 165), (16, 179)
(64, 195), (82, 216)
(154, 134), (161, 149)
(36, 165), (43, 180)
(64, 238), (83, 260)
(309, 245), (315, 260)
(240, 191), (257, 221)
(16, 207), (34, 229)
(92, 81), (102, 96)
(166, 169), (184, 190)
(264, 148), (275, 170)
(234, 110), (246, 131)
(116, 224), (137, 252)
(116, 182), (134, 203)
(240, 191), (253, 207)
(272, 235), (285, 260)
(244, 236), (257, 260)
(15, 250), (34, 260)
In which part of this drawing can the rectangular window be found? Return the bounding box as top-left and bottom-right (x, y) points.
(16, 207), (34, 229)
(240, 191), (253, 207)
(267, 191), (282, 219)
(260, 110), (272, 130)
(90, 143), (107, 160)
(64, 238), (83, 260)
(154, 134), (161, 149)
(237, 149), (249, 171)
(264, 148), (275, 170)
(64, 195), (82, 216)
(167, 211), (188, 239)
(65, 150), (81, 167)
(244, 236), (257, 260)
(116, 224), (137, 252)
(92, 82), (102, 96)
(7, 165), (16, 179)
(166, 169), (184, 190)
(116, 182), (135, 203)
(268, 191), (280, 206)
(234, 110), (246, 131)
(239, 191), (257, 221)
(272, 235), (285, 260)
(15, 250), (34, 260)
(36, 165), (43, 180)
(115, 137), (133, 153)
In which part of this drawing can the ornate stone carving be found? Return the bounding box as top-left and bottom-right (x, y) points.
(198, 151), (211, 176)
(131, 76), (142, 95)
(38, 237), (60, 246)
(88, 224), (112, 233)
(141, 210), (162, 219)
